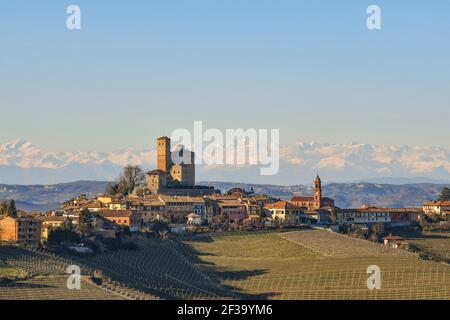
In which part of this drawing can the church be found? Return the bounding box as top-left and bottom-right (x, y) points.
(290, 175), (335, 210)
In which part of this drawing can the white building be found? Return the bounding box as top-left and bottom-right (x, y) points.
(423, 201), (450, 217)
(336, 207), (420, 226)
(186, 213), (203, 226)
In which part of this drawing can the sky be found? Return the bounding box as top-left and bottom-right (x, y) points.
(0, 0), (449, 153)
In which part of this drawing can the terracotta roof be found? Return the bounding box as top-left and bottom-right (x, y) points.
(159, 195), (194, 203)
(338, 208), (421, 213)
(37, 216), (67, 222)
(291, 196), (315, 202)
(141, 200), (164, 206)
(206, 194), (239, 200)
(264, 201), (302, 210)
(383, 236), (404, 241)
(191, 197), (205, 203)
(81, 200), (105, 209)
(423, 201), (450, 206)
(97, 210), (135, 218)
(217, 200), (245, 207)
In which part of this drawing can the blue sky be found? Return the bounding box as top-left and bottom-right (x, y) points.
(1, 0), (449, 152)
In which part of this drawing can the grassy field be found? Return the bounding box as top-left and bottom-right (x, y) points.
(182, 230), (450, 300)
(404, 232), (450, 262)
(0, 264), (25, 278)
(0, 276), (126, 300)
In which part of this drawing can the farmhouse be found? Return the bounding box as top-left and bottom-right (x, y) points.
(383, 235), (407, 249)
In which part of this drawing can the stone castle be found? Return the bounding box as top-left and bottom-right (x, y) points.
(147, 136), (217, 196)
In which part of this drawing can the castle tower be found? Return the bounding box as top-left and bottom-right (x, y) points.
(157, 136), (172, 173)
(313, 174), (322, 209)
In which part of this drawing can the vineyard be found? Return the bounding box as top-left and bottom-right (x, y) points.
(279, 230), (415, 257)
(404, 232), (450, 262)
(0, 244), (156, 300)
(1, 230), (449, 300)
(0, 245), (126, 300)
(182, 230), (450, 300)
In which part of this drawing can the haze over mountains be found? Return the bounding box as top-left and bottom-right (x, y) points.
(0, 180), (447, 212)
(1, 139), (450, 185)
(1, 141), (448, 211)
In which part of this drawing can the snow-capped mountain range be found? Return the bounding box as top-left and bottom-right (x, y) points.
(1, 139), (450, 185)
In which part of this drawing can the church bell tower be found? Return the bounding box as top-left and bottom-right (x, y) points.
(313, 174), (322, 209)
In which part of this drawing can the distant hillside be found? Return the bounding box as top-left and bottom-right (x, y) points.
(200, 181), (449, 208)
(1, 180), (448, 212)
(0, 181), (109, 211)
(351, 177), (450, 185)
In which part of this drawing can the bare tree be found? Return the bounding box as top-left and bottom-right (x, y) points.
(117, 165), (146, 195)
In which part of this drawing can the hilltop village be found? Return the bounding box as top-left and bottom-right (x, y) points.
(0, 136), (449, 251)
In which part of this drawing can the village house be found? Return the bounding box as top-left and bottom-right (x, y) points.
(215, 198), (248, 224)
(336, 207), (420, 226)
(383, 235), (407, 249)
(241, 200), (260, 216)
(227, 187), (255, 197)
(81, 200), (107, 212)
(0, 215), (42, 243)
(186, 213), (204, 226)
(108, 199), (130, 211)
(192, 197), (206, 215)
(61, 194), (91, 215)
(157, 195), (195, 223)
(423, 201), (450, 217)
(97, 210), (141, 232)
(243, 214), (264, 227)
(264, 201), (304, 225)
(303, 209), (330, 224)
(247, 194), (278, 207)
(96, 194), (114, 204)
(136, 198), (166, 225)
(38, 216), (67, 240)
